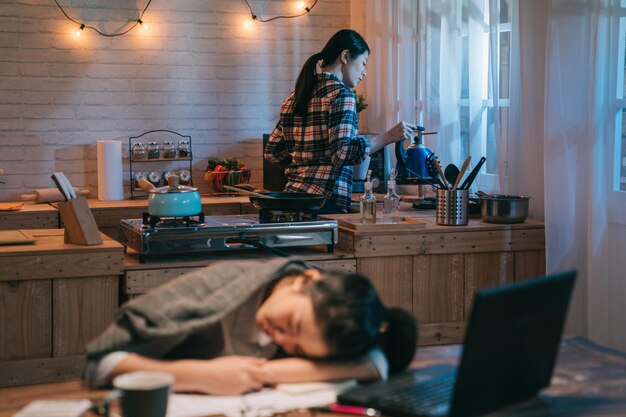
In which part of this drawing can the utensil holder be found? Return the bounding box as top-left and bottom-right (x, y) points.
(437, 189), (469, 226)
(58, 196), (103, 245)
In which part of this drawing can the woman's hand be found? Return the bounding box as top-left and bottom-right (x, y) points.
(112, 353), (267, 395)
(385, 121), (419, 143)
(174, 356), (267, 395)
(368, 121), (419, 154)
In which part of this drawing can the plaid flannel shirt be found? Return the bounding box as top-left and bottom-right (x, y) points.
(265, 72), (370, 212)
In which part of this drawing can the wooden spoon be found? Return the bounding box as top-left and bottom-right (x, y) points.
(452, 156), (472, 191)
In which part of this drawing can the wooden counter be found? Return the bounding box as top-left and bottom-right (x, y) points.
(121, 247), (355, 300)
(323, 210), (546, 347)
(0, 230), (125, 388)
(0, 203), (58, 230)
(55, 196), (254, 239)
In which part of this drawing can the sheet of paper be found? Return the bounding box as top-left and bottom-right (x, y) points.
(12, 399), (92, 417)
(166, 380), (356, 417)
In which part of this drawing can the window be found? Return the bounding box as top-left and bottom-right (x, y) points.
(416, 0), (514, 190)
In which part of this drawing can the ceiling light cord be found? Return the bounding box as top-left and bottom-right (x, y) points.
(53, 0), (152, 37)
(243, 0), (318, 23)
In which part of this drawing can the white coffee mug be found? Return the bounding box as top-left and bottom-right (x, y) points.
(106, 371), (174, 417)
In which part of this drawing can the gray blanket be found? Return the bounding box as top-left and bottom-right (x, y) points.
(85, 257), (309, 359)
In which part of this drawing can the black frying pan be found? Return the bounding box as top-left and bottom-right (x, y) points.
(249, 191), (327, 211)
(224, 185), (327, 211)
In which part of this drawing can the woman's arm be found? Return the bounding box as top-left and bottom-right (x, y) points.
(368, 121), (418, 154)
(256, 355), (381, 385)
(110, 353), (267, 395)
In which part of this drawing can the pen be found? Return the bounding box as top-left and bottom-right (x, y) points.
(312, 404), (381, 416)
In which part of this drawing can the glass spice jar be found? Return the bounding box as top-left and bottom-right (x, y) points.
(163, 141), (177, 159)
(162, 170), (177, 184)
(147, 141), (161, 159)
(148, 170), (162, 186)
(132, 142), (148, 160)
(178, 169), (192, 185)
(178, 140), (190, 158)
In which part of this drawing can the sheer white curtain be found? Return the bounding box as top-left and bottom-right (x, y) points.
(541, 0), (626, 348)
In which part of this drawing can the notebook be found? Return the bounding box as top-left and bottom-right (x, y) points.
(337, 270), (577, 417)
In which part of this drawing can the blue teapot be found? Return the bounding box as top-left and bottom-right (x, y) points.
(395, 126), (435, 183)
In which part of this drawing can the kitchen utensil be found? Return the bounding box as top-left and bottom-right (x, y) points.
(437, 188), (469, 226)
(249, 191), (327, 212)
(432, 158), (449, 189)
(479, 193), (530, 224)
(444, 164), (459, 188)
(424, 154), (447, 189)
(58, 172), (76, 198)
(146, 175), (202, 217)
(51, 173), (70, 201)
(223, 185), (276, 199)
(460, 156), (487, 190)
(137, 178), (157, 192)
(452, 156), (472, 191)
(20, 188), (89, 203)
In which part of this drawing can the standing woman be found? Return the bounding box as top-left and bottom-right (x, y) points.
(265, 29), (417, 213)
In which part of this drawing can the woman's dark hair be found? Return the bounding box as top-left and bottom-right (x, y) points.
(309, 270), (418, 374)
(293, 29), (370, 117)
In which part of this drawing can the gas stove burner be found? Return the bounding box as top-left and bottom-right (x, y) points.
(259, 208), (318, 223)
(142, 212), (206, 229)
(119, 214), (338, 263)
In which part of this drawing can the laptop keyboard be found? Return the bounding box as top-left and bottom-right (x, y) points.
(374, 373), (455, 415)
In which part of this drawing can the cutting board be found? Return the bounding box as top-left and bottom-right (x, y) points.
(0, 230), (36, 245)
(322, 213), (427, 232)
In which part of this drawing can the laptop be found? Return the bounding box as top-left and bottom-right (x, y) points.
(337, 270), (577, 417)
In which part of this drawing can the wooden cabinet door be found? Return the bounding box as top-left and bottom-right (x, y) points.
(357, 256), (413, 313)
(0, 280), (52, 361)
(413, 254), (465, 346)
(464, 252), (514, 318)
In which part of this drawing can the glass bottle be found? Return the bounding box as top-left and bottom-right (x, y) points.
(163, 141), (177, 159)
(383, 179), (400, 223)
(147, 141), (161, 159)
(360, 171), (377, 224)
(132, 142), (147, 160)
(178, 140), (190, 158)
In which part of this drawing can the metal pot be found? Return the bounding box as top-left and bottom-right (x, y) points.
(144, 175), (202, 217)
(480, 194), (530, 224)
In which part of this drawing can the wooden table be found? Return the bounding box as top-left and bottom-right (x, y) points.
(1, 338), (625, 417)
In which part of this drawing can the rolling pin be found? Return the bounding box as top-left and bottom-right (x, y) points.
(20, 188), (90, 203)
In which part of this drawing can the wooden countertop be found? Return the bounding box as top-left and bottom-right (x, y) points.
(0, 230), (125, 281)
(0, 229), (123, 256)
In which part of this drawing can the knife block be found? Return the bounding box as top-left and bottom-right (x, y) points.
(58, 196), (103, 245)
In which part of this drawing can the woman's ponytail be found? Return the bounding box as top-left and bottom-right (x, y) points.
(293, 53), (322, 117)
(293, 29), (369, 118)
(379, 308), (418, 374)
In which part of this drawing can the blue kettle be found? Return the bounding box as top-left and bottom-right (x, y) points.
(395, 126), (435, 183)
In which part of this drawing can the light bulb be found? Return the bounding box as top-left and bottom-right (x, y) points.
(137, 19), (148, 30)
(243, 15), (256, 29)
(296, 1), (307, 11)
(75, 23), (85, 38)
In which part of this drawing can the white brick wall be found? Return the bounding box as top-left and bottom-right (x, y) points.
(0, 0), (352, 201)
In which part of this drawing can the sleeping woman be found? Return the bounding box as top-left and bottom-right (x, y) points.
(84, 257), (417, 395)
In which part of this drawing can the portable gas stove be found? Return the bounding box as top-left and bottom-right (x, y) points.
(118, 211), (338, 262)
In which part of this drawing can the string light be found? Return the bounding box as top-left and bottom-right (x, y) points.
(54, 0), (152, 37)
(243, 0), (318, 23)
(75, 23), (85, 38)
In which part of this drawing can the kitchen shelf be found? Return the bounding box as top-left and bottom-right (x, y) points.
(128, 130), (193, 199)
